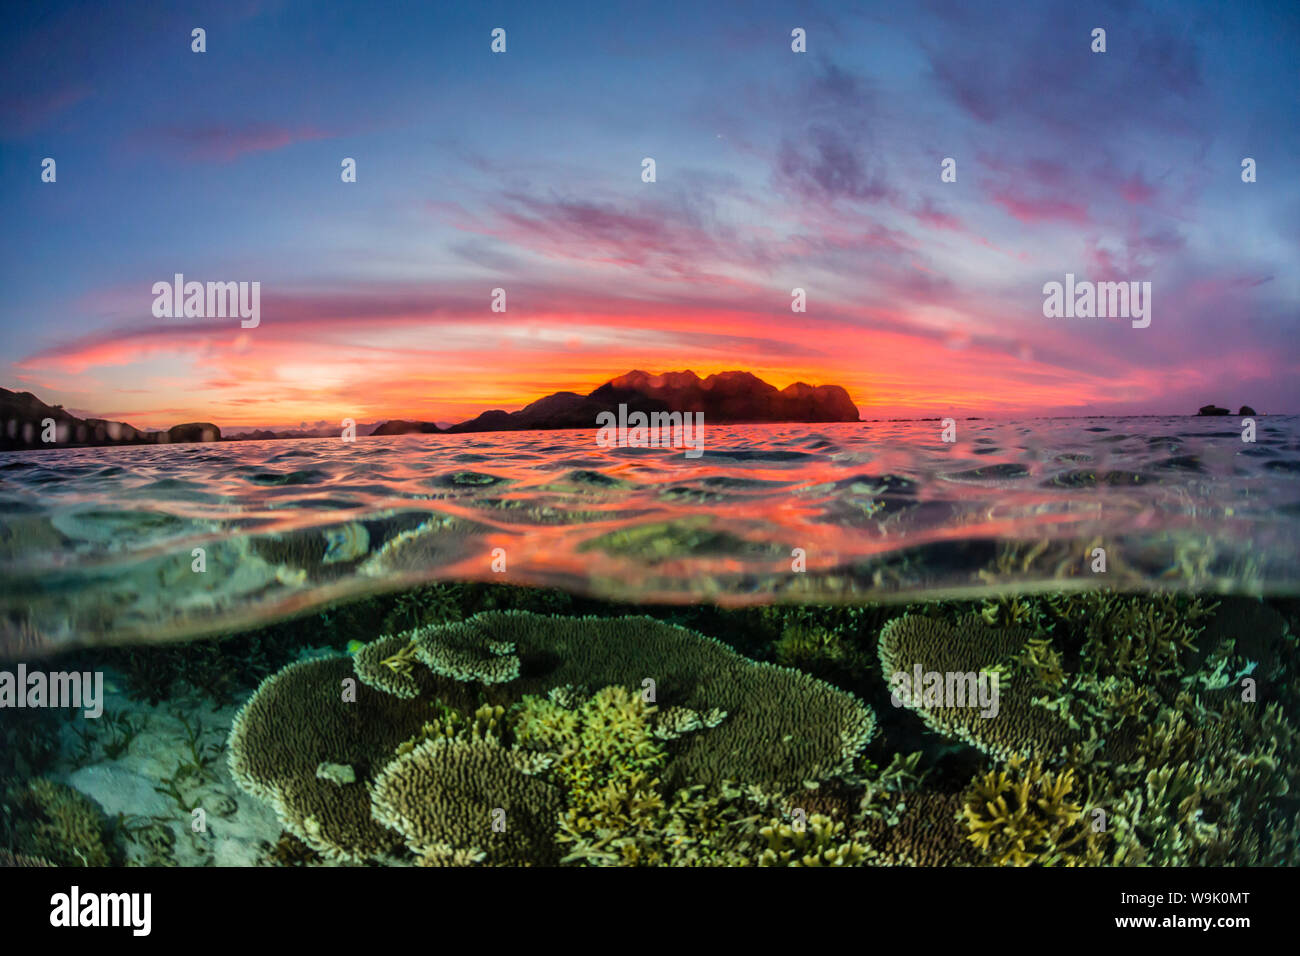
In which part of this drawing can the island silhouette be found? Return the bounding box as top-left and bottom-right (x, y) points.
(0, 370), (860, 451)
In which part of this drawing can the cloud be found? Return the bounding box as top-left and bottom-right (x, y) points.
(771, 63), (892, 205)
(0, 84), (91, 137)
(145, 122), (333, 162)
(989, 191), (1090, 225)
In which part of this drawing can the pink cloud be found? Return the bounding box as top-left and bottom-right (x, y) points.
(990, 191), (1089, 225)
(148, 122), (334, 162)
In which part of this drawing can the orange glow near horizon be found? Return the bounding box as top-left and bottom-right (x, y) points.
(9, 300), (1272, 430)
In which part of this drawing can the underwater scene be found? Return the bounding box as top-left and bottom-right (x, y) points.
(2, 415), (1298, 869)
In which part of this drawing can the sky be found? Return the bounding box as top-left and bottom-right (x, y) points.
(1, 0), (1297, 430)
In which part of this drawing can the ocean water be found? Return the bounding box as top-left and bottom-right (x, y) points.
(1, 415), (1296, 655)
(2, 417), (1298, 868)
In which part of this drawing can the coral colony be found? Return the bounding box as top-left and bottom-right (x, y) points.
(0, 2), (1297, 881)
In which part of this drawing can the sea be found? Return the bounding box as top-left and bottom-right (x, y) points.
(1, 415), (1297, 868)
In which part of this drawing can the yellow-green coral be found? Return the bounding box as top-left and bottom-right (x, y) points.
(772, 621), (870, 677)
(540, 685), (667, 800)
(1040, 591), (1214, 680)
(522, 685), (670, 866)
(758, 813), (868, 867)
(393, 702), (510, 758)
(961, 757), (1087, 866)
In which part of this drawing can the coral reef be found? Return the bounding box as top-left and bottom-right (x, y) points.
(0, 848), (53, 867)
(8, 579), (1293, 868)
(405, 611), (877, 788)
(883, 590), (1300, 867)
(757, 813), (868, 867)
(226, 611), (878, 865)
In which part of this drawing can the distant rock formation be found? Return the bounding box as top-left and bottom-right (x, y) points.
(1197, 405), (1231, 416)
(227, 426), (365, 440)
(167, 422), (221, 443)
(5, 369), (861, 451)
(431, 370), (860, 434)
(1238, 406), (1257, 416)
(0, 388), (221, 451)
(370, 420), (444, 436)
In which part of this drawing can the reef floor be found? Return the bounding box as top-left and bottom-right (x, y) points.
(3, 581), (1298, 867)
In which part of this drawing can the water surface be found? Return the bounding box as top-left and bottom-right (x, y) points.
(2, 415), (1296, 655)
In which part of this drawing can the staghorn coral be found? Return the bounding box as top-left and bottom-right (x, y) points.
(529, 685), (675, 866)
(1037, 590), (1214, 682)
(960, 757), (1089, 866)
(556, 770), (668, 866)
(392, 702), (511, 759)
(757, 812), (868, 867)
(980, 595), (1040, 629)
(872, 594), (1300, 867)
(1082, 594), (1205, 680)
(770, 614), (873, 680)
(1096, 696), (1300, 866)
(652, 783), (770, 867)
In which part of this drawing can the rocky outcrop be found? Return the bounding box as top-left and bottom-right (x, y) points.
(7, 368), (862, 451)
(441, 370), (860, 434)
(1197, 404), (1259, 417)
(0, 388), (220, 451)
(369, 420), (443, 436)
(167, 422), (221, 443)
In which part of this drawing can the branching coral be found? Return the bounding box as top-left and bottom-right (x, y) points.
(0, 848), (53, 867)
(960, 757), (1089, 866)
(877, 593), (1299, 867)
(770, 613), (873, 679)
(758, 813), (868, 867)
(4, 778), (111, 867)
